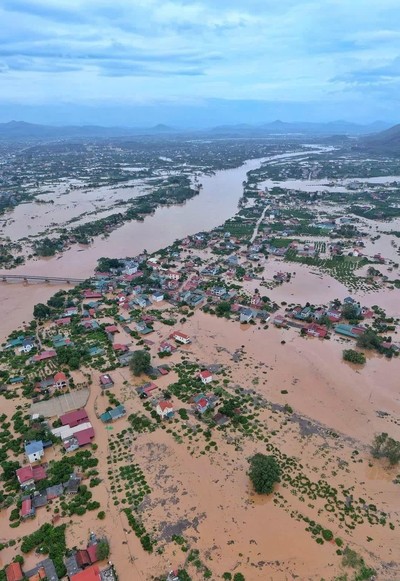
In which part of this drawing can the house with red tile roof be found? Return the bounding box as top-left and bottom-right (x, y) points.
(16, 464), (47, 488)
(83, 290), (103, 299)
(5, 562), (24, 581)
(113, 344), (129, 352)
(170, 330), (191, 344)
(70, 565), (101, 581)
(105, 324), (119, 334)
(156, 400), (174, 419)
(32, 350), (57, 363)
(54, 371), (67, 389)
(20, 497), (35, 519)
(55, 317), (71, 326)
(199, 370), (213, 384)
(304, 323), (328, 338)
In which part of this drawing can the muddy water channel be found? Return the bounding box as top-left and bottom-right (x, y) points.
(0, 149), (325, 339)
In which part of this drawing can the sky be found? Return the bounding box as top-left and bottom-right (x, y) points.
(0, 0), (399, 126)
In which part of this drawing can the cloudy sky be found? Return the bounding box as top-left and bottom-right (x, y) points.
(0, 0), (399, 125)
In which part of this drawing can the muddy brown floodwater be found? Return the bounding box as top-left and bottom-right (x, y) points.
(1, 148), (400, 580)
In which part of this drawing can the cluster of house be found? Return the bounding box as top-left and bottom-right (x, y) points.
(5, 536), (116, 581)
(17, 462), (81, 520)
(270, 296), (394, 342)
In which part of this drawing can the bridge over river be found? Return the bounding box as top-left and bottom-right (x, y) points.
(0, 274), (87, 284)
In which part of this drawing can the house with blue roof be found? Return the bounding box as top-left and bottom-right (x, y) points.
(25, 440), (44, 463)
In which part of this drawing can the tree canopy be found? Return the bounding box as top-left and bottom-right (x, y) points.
(33, 303), (51, 319)
(97, 257), (123, 272)
(248, 453), (281, 495)
(129, 350), (151, 376)
(343, 349), (366, 364)
(371, 432), (400, 465)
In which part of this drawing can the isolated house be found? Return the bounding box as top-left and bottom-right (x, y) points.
(199, 370), (213, 384)
(99, 374), (114, 389)
(171, 331), (191, 344)
(54, 371), (68, 389)
(99, 405), (126, 423)
(156, 400), (174, 419)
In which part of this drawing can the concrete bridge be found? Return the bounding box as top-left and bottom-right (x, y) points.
(0, 274), (87, 284)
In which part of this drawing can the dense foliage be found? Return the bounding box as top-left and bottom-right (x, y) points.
(371, 432), (400, 465)
(129, 350), (151, 376)
(248, 453), (281, 494)
(343, 349), (366, 364)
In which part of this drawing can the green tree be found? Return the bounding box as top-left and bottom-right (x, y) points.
(371, 432), (400, 465)
(33, 303), (51, 319)
(343, 349), (366, 364)
(97, 257), (123, 272)
(47, 293), (65, 309)
(129, 350), (151, 376)
(96, 539), (110, 560)
(342, 303), (361, 321)
(216, 301), (231, 317)
(248, 454), (280, 495)
(357, 329), (381, 350)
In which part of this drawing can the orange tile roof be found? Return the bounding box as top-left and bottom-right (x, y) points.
(70, 565), (101, 581)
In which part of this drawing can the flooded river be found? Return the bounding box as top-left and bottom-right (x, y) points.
(0, 149), (326, 340)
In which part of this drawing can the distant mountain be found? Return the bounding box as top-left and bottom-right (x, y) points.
(0, 121), (176, 141)
(0, 119), (394, 142)
(209, 120), (392, 136)
(361, 123), (400, 155)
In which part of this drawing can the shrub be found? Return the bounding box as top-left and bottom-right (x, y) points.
(322, 529), (333, 541)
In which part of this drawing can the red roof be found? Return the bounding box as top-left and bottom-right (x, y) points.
(173, 331), (189, 339)
(70, 565), (101, 581)
(6, 562), (24, 581)
(87, 544), (99, 564)
(54, 371), (67, 383)
(21, 498), (33, 517)
(32, 464), (47, 481)
(158, 400), (174, 411)
(113, 344), (128, 352)
(16, 465), (33, 484)
(199, 370), (212, 379)
(60, 408), (88, 427)
(83, 290), (103, 299)
(33, 350), (57, 362)
(197, 398), (208, 408)
(75, 427), (95, 446)
(105, 325), (119, 333)
(76, 550), (91, 568)
(55, 317), (71, 326)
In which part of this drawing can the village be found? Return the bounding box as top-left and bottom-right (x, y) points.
(0, 169), (400, 581)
